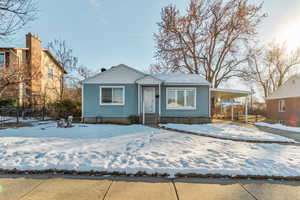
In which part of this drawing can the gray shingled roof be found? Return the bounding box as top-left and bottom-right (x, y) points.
(152, 73), (210, 85)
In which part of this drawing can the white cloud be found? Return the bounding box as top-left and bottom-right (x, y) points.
(89, 0), (102, 8)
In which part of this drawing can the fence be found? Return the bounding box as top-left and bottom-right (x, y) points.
(0, 106), (47, 127)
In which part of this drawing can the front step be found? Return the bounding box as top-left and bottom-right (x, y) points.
(143, 114), (159, 125)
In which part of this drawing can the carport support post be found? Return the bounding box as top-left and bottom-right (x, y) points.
(231, 100), (234, 121)
(159, 83), (161, 116)
(142, 97), (145, 125)
(245, 97), (248, 123)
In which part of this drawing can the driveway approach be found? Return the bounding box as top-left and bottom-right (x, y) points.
(0, 176), (299, 200)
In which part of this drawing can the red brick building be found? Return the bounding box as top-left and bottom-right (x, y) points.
(266, 75), (300, 126)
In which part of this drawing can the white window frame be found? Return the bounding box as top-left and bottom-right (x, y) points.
(99, 86), (125, 106)
(166, 87), (196, 110)
(278, 99), (286, 112)
(48, 67), (54, 80)
(0, 52), (5, 68)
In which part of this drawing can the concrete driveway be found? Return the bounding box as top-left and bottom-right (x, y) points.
(0, 176), (299, 200)
(255, 125), (300, 143)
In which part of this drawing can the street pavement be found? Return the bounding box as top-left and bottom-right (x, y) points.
(0, 176), (299, 200)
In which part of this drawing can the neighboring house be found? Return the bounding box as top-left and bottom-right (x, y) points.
(0, 33), (66, 106)
(82, 64), (211, 124)
(266, 75), (300, 126)
(82, 64), (250, 124)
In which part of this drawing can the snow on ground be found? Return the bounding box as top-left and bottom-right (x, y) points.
(159, 123), (296, 143)
(0, 116), (38, 123)
(255, 122), (300, 133)
(0, 123), (300, 177)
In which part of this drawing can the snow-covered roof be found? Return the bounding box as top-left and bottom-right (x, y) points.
(267, 75), (300, 100)
(82, 64), (210, 85)
(152, 73), (210, 85)
(82, 64), (146, 84)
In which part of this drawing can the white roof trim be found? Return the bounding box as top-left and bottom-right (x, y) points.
(152, 73), (210, 85)
(82, 64), (146, 84)
(135, 75), (163, 85)
(163, 83), (209, 86)
(267, 75), (300, 100)
(211, 88), (251, 99)
(211, 88), (251, 94)
(266, 95), (300, 100)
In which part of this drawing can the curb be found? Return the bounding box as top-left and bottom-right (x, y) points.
(1, 169), (300, 182)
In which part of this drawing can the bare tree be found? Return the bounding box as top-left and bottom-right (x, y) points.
(0, 64), (23, 97)
(0, 49), (41, 104)
(0, 0), (38, 41)
(47, 39), (78, 73)
(77, 65), (94, 80)
(153, 0), (265, 88)
(245, 42), (300, 98)
(0, 0), (38, 106)
(47, 39), (79, 99)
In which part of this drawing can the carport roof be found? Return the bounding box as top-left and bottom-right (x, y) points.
(211, 88), (251, 99)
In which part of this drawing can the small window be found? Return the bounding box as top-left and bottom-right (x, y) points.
(278, 99), (286, 112)
(0, 53), (5, 68)
(100, 86), (125, 105)
(166, 88), (196, 109)
(48, 67), (54, 79)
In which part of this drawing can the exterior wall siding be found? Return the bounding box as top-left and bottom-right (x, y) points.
(83, 83), (210, 123)
(266, 97), (300, 126)
(41, 51), (63, 103)
(160, 85), (210, 118)
(83, 83), (138, 118)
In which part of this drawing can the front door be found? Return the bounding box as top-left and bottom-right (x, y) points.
(143, 87), (155, 113)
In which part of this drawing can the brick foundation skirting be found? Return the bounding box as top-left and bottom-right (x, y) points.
(83, 116), (211, 125)
(83, 117), (132, 125)
(159, 117), (211, 124)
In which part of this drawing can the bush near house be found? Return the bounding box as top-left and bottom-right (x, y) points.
(48, 99), (81, 120)
(0, 99), (17, 107)
(129, 115), (139, 124)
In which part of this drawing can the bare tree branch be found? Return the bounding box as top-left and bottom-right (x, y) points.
(153, 0), (265, 88)
(244, 42), (300, 98)
(0, 0), (38, 41)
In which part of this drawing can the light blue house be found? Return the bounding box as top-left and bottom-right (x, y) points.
(82, 64), (212, 124)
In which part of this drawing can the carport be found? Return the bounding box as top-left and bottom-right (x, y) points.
(210, 88), (251, 122)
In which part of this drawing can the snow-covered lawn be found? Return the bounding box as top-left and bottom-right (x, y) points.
(0, 123), (300, 177)
(159, 123), (296, 143)
(255, 122), (300, 133)
(0, 116), (38, 123)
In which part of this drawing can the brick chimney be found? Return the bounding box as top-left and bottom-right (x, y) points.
(26, 33), (42, 98)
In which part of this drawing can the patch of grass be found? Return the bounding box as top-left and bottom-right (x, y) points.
(0, 169), (300, 181)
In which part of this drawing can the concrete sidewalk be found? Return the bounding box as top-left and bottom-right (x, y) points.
(0, 176), (299, 200)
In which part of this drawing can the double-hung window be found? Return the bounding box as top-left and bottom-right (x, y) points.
(0, 53), (5, 68)
(100, 86), (125, 105)
(278, 99), (286, 112)
(48, 67), (54, 79)
(166, 88), (196, 109)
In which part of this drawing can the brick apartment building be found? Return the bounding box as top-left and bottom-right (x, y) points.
(0, 33), (66, 106)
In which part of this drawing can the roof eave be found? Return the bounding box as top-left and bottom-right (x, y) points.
(43, 49), (67, 74)
(163, 82), (210, 86)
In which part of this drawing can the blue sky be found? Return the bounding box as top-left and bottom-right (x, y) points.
(3, 0), (300, 74)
